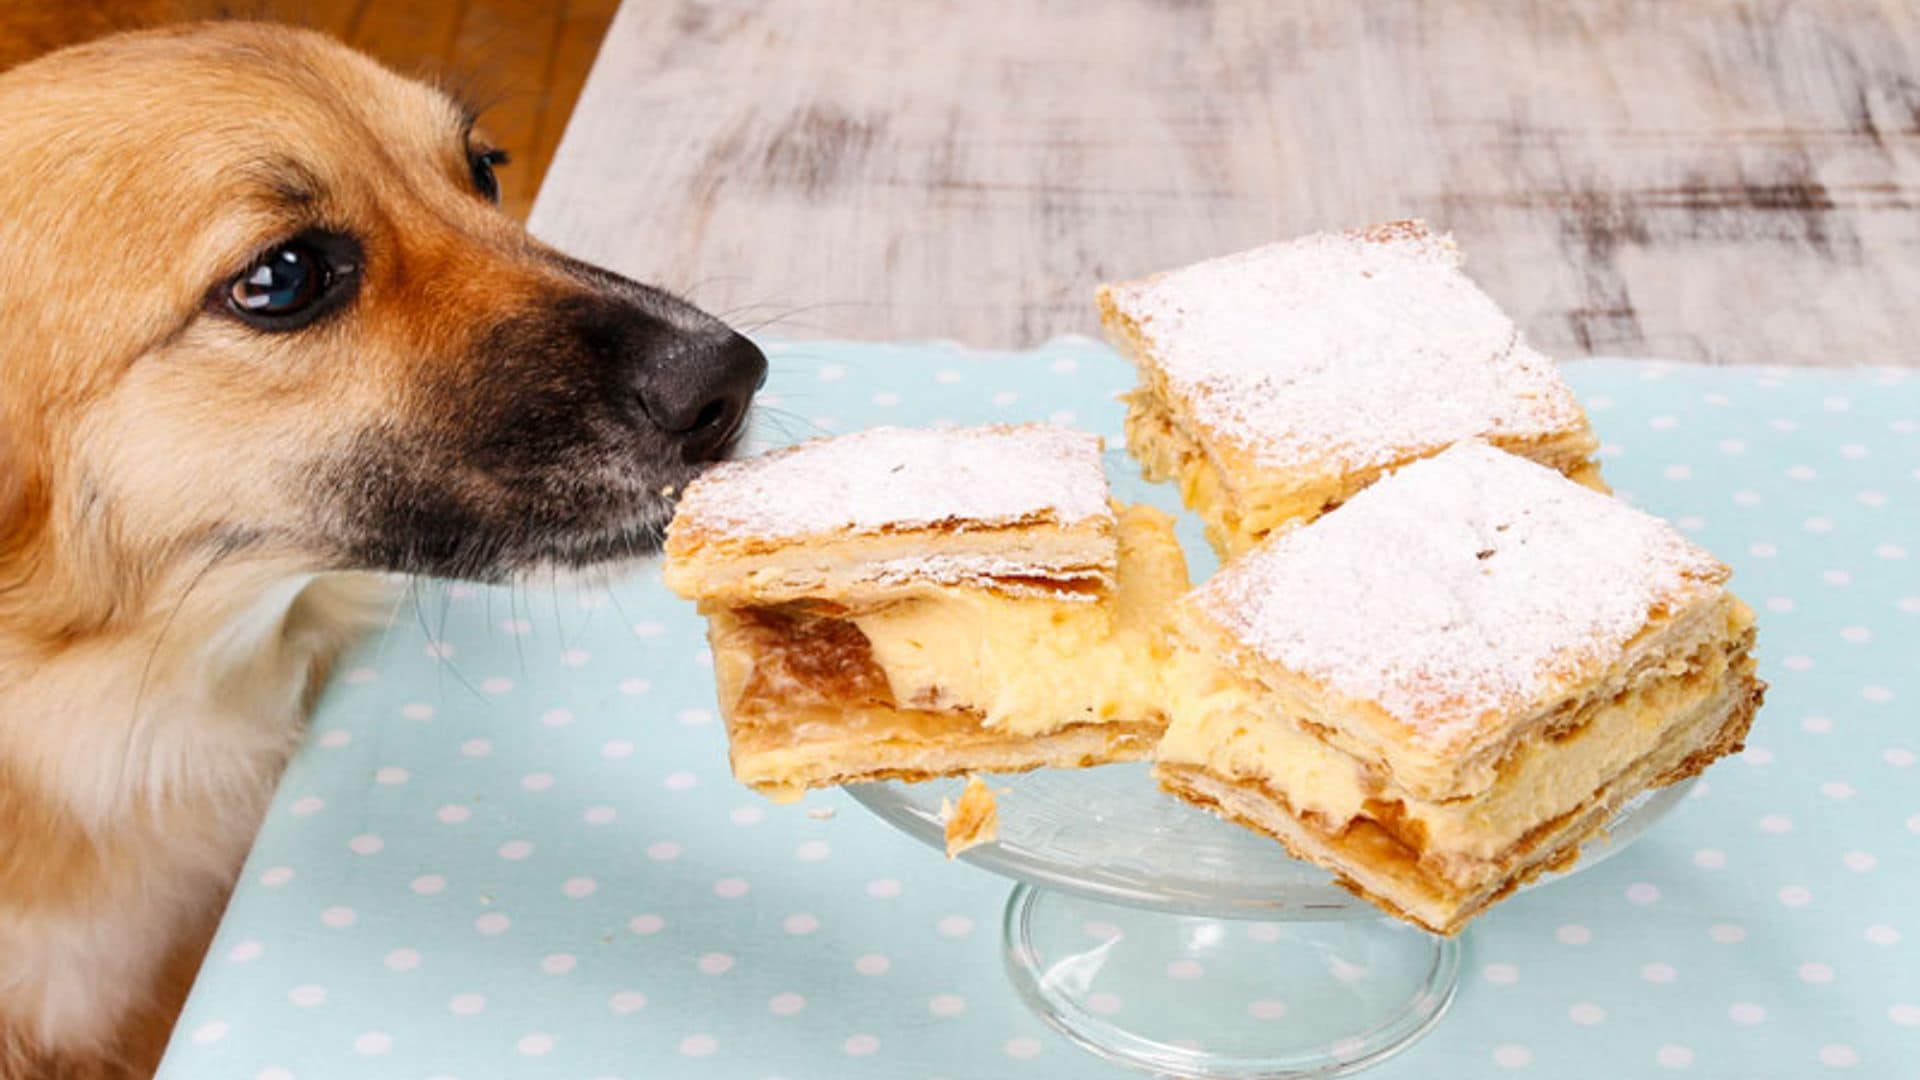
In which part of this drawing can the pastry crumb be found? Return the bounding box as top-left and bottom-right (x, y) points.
(941, 775), (999, 858)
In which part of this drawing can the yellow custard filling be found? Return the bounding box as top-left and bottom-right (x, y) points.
(851, 504), (1189, 736)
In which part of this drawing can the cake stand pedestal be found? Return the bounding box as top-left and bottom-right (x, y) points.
(848, 764), (1692, 1079)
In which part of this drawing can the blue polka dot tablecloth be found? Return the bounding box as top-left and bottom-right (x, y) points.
(159, 338), (1917, 1080)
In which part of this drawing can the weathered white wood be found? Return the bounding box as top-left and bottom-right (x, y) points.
(532, 0), (1920, 365)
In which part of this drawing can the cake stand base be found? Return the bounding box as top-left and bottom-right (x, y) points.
(1002, 884), (1461, 1078)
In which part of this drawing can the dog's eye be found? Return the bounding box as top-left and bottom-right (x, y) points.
(469, 148), (508, 204)
(222, 231), (361, 332)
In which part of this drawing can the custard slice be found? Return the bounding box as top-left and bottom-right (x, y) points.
(664, 424), (1189, 801)
(1099, 220), (1602, 558)
(1154, 441), (1762, 934)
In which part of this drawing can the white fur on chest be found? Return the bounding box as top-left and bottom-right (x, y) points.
(0, 570), (391, 1048)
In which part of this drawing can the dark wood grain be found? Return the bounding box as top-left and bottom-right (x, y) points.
(532, 0), (1920, 364)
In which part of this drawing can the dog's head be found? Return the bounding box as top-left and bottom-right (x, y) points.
(0, 22), (764, 615)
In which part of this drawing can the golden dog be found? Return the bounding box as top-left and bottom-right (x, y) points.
(0, 22), (764, 1076)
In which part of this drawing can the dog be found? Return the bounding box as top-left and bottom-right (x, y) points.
(0, 21), (765, 1077)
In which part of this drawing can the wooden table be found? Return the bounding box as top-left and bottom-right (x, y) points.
(530, 0), (1920, 366)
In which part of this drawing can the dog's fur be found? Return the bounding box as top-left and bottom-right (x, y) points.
(0, 22), (762, 1076)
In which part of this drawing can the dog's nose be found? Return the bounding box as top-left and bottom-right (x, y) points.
(635, 331), (767, 460)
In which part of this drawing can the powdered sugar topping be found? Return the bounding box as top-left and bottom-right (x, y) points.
(1109, 222), (1588, 474)
(1189, 442), (1727, 746)
(671, 424), (1112, 543)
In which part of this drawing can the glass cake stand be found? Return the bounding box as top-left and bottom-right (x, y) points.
(843, 451), (1697, 1078)
(847, 767), (1694, 1079)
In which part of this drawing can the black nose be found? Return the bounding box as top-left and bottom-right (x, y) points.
(634, 331), (767, 460)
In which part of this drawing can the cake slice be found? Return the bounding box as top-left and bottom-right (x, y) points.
(1154, 441), (1762, 935)
(664, 424), (1189, 801)
(1099, 220), (1603, 557)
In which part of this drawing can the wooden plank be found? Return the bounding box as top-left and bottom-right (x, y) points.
(531, 0), (1920, 364)
(522, 0), (621, 215)
(347, 0), (464, 81)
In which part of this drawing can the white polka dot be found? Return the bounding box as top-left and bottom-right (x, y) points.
(1088, 991), (1123, 1015)
(517, 1033), (554, 1056)
(1641, 962), (1677, 983)
(1783, 654), (1814, 671)
(1759, 813), (1792, 832)
(228, 940), (263, 963)
(344, 665), (378, 682)
(1843, 851), (1877, 872)
(1799, 961), (1834, 983)
(1626, 882), (1661, 904)
(1656, 1045), (1694, 1069)
(1735, 493), (1763, 509)
(697, 953), (734, 975)
(317, 729), (351, 748)
(563, 876), (597, 900)
(191, 1022), (229, 1045)
(1649, 415), (1678, 429)
(1557, 924), (1592, 945)
(679, 1034), (717, 1057)
(1885, 748), (1916, 767)
(1821, 781), (1855, 800)
(437, 804), (473, 825)
(1692, 849), (1726, 869)
(459, 738), (492, 757)
(448, 993), (485, 1016)
(714, 878), (749, 899)
(865, 878), (901, 899)
(1779, 886), (1812, 906)
(290, 796), (325, 817)
(609, 991), (647, 1014)
(1248, 999), (1288, 1019)
(1708, 923), (1746, 944)
(795, 840), (830, 861)
(870, 391), (900, 407)
(256, 1068), (294, 1080)
(1885, 543), (1916, 560)
(1889, 1003), (1920, 1026)
(844, 1034), (880, 1056)
(1663, 464), (1691, 481)
(383, 948), (420, 971)
(259, 866), (295, 887)
(769, 992), (806, 1015)
(936, 369), (965, 383)
(729, 805), (765, 826)
(1492, 1044), (1533, 1068)
(541, 953), (576, 975)
(646, 841), (681, 861)
(348, 834), (383, 856)
(479, 677), (513, 694)
(936, 915), (974, 937)
(629, 914), (664, 935)
(1569, 1002), (1606, 1025)
(601, 740), (635, 759)
(1824, 569), (1853, 585)
(854, 954), (890, 976)
(500, 617), (532, 635)
(1004, 1038), (1042, 1060)
(631, 621), (665, 638)
(1840, 442), (1870, 458)
(619, 678), (650, 695)
(677, 708), (712, 726)
(1483, 963), (1519, 984)
(1866, 924), (1900, 946)
(1765, 596), (1795, 612)
(520, 772), (555, 793)
(320, 906), (356, 928)
(583, 806), (617, 825)
(353, 1032), (392, 1056)
(474, 913), (510, 935)
(498, 840), (534, 861)
(992, 391), (1019, 407)
(375, 766), (410, 785)
(1802, 715), (1832, 733)
(1728, 1002), (1766, 1025)
(1863, 685), (1894, 702)
(1787, 465), (1817, 481)
(1166, 959), (1204, 980)
(561, 648), (590, 666)
(783, 913), (819, 935)
(929, 993), (967, 1017)
(1819, 1045), (1859, 1068)
(816, 364), (846, 381)
(538, 708), (573, 728)
(425, 641), (455, 659)
(1719, 439), (1747, 454)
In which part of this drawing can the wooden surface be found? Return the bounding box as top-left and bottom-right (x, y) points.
(531, 0), (1920, 365)
(0, 0), (616, 220)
